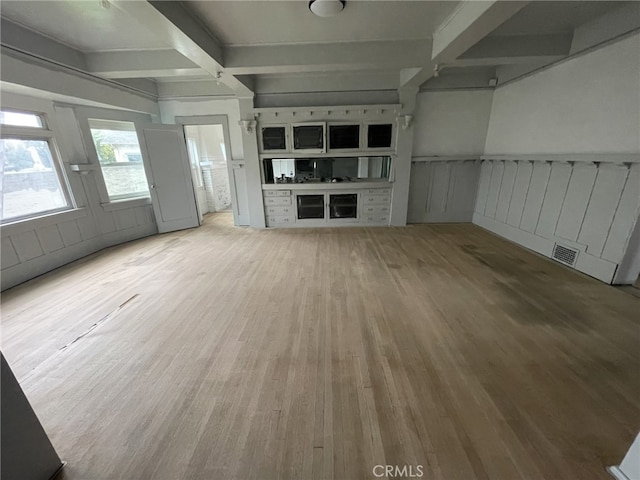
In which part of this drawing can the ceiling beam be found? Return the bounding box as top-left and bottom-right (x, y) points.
(111, 0), (254, 97)
(254, 71), (399, 95)
(432, 1), (529, 62)
(1, 48), (159, 114)
(0, 18), (87, 71)
(458, 34), (572, 61)
(224, 40), (430, 75)
(86, 50), (206, 79)
(401, 0), (529, 89)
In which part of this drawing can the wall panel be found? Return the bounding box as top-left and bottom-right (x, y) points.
(535, 163), (572, 238)
(602, 164), (640, 263)
(37, 225), (65, 253)
(474, 159), (639, 283)
(408, 160), (479, 223)
(578, 165), (628, 256)
(12, 231), (44, 262)
(520, 162), (551, 233)
(495, 161), (517, 223)
(506, 161), (533, 227)
(474, 161), (492, 215)
(485, 161), (504, 218)
(555, 164), (597, 242)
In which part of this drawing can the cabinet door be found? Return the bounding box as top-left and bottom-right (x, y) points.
(366, 123), (393, 149)
(329, 193), (358, 219)
(259, 125), (288, 153)
(296, 194), (325, 220)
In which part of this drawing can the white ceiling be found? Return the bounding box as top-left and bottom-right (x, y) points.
(0, 0), (635, 101)
(186, 0), (460, 45)
(0, 0), (170, 52)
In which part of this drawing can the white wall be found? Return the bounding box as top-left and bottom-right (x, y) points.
(474, 34), (640, 284)
(1, 94), (157, 291)
(485, 33), (640, 155)
(412, 90), (494, 156)
(159, 98), (244, 161)
(408, 90), (493, 223)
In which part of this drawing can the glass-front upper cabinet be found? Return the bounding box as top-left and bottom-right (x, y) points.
(366, 123), (393, 149)
(259, 125), (288, 153)
(328, 124), (360, 151)
(292, 122), (326, 154)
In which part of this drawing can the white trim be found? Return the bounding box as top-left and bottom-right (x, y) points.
(253, 104), (402, 116)
(101, 197), (151, 212)
(481, 154), (640, 164)
(413, 155), (480, 163)
(0, 208), (88, 237)
(606, 466), (631, 480)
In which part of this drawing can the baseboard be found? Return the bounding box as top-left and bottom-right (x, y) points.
(472, 213), (618, 283)
(606, 465), (632, 480)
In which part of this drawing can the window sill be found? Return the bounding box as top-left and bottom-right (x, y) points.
(1, 208), (88, 236)
(101, 197), (151, 212)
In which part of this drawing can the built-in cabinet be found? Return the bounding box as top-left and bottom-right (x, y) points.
(256, 105), (399, 228)
(263, 186), (391, 227)
(258, 121), (395, 154)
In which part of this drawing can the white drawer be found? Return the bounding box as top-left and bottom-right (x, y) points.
(363, 215), (389, 224)
(276, 190), (291, 196)
(266, 215), (294, 226)
(363, 195), (390, 205)
(264, 196), (292, 206)
(264, 190), (278, 197)
(265, 205), (294, 215)
(363, 205), (390, 214)
(365, 188), (391, 195)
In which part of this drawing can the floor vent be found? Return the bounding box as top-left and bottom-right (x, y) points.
(552, 243), (579, 267)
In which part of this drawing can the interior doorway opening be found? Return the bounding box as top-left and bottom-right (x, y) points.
(184, 124), (232, 221)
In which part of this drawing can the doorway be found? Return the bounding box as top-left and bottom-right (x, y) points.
(184, 124), (232, 222)
(178, 116), (249, 226)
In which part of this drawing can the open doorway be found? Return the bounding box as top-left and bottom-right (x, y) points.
(184, 124), (232, 221)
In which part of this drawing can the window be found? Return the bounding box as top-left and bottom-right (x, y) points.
(89, 119), (149, 201)
(0, 109), (71, 223)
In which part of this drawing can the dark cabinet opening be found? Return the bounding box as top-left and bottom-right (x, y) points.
(367, 124), (393, 148)
(329, 194), (358, 219)
(329, 124), (360, 149)
(261, 126), (286, 151)
(297, 194), (325, 219)
(293, 125), (324, 150)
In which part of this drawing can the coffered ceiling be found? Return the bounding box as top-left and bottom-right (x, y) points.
(0, 0), (637, 107)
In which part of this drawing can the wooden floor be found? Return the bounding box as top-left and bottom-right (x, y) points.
(2, 212), (639, 480)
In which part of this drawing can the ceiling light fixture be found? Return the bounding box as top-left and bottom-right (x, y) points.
(309, 0), (346, 17)
(214, 71), (222, 85)
(433, 64), (440, 78)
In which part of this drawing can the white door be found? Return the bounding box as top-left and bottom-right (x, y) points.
(136, 123), (200, 233)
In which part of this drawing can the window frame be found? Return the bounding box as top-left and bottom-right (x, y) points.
(0, 107), (74, 224)
(75, 107), (152, 206)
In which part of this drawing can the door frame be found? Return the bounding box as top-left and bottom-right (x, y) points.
(175, 115), (245, 225)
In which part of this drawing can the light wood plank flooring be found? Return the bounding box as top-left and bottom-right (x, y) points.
(2, 212), (639, 480)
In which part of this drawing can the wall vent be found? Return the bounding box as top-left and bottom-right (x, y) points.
(552, 243), (579, 267)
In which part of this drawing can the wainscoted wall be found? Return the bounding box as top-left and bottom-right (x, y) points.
(1, 202), (156, 290)
(473, 158), (640, 283)
(408, 159), (480, 223)
(1, 95), (158, 291)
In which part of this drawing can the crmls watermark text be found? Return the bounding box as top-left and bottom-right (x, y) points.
(372, 465), (424, 478)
